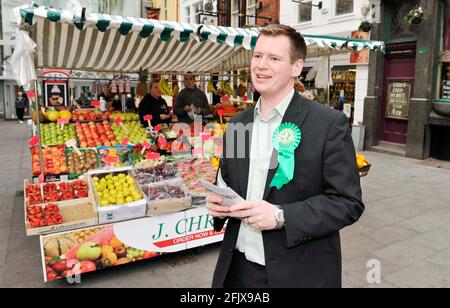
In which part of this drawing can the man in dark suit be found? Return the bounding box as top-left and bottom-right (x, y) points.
(206, 24), (364, 288)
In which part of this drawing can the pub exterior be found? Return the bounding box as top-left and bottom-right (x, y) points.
(364, 0), (450, 160)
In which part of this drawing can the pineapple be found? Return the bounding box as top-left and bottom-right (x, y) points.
(137, 67), (149, 97)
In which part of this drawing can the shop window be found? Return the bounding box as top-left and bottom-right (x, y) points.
(299, 2), (312, 23)
(438, 0), (450, 101)
(443, 0), (450, 50)
(231, 0), (240, 28)
(330, 67), (356, 108)
(161, 0), (168, 20)
(335, 0), (353, 16)
(246, 0), (257, 26)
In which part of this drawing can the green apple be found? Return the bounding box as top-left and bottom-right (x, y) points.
(76, 242), (101, 261)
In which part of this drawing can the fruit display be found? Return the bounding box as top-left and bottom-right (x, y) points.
(26, 203), (63, 228)
(27, 205), (45, 228)
(177, 159), (218, 196)
(109, 113), (140, 122)
(25, 183), (43, 205)
(356, 152), (371, 177)
(32, 146), (67, 176)
(145, 179), (189, 200)
(42, 226), (159, 281)
(43, 108), (62, 122)
(134, 158), (177, 185)
(41, 123), (77, 146)
(67, 148), (100, 179)
(72, 110), (110, 122)
(215, 103), (238, 117)
(111, 121), (150, 145)
(73, 227), (103, 243)
(158, 79), (174, 96)
(128, 145), (146, 165)
(98, 147), (133, 167)
(75, 121), (117, 147)
(91, 172), (144, 207)
(43, 204), (63, 226)
(40, 180), (89, 202)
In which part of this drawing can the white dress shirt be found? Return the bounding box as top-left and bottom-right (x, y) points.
(218, 89), (294, 266)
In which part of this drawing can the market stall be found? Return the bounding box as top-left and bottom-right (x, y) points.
(11, 4), (383, 282)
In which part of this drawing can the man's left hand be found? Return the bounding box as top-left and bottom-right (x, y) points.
(228, 201), (278, 231)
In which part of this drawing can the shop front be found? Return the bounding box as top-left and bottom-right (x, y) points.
(364, 0), (449, 160)
(430, 0), (450, 160)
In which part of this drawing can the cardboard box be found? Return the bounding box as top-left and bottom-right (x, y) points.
(88, 166), (147, 224)
(144, 178), (192, 216)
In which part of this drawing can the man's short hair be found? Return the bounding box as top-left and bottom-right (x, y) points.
(258, 24), (307, 63)
(184, 72), (195, 80)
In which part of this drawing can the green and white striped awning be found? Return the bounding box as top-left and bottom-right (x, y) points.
(17, 5), (385, 74)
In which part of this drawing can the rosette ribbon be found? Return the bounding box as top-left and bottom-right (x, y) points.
(269, 122), (302, 190)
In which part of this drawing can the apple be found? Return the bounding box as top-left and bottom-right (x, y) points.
(52, 260), (68, 273)
(76, 242), (102, 261)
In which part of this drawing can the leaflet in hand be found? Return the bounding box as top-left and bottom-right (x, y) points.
(199, 179), (244, 207)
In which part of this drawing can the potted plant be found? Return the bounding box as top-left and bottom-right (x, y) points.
(358, 20), (373, 32)
(405, 7), (426, 25)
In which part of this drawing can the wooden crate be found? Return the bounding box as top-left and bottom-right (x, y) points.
(24, 179), (98, 236)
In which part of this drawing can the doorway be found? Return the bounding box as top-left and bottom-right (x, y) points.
(379, 55), (415, 144)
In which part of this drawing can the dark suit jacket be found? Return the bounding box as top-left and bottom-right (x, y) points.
(212, 92), (364, 288)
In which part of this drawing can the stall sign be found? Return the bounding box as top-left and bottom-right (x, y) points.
(44, 80), (69, 108)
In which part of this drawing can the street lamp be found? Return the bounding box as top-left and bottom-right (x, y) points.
(292, 0), (323, 10)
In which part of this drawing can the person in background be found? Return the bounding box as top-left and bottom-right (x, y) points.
(173, 72), (210, 124)
(125, 94), (136, 113)
(139, 80), (172, 127)
(110, 95), (122, 112)
(99, 95), (108, 112)
(15, 90), (29, 123)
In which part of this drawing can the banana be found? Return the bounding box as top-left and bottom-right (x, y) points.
(220, 81), (228, 94)
(172, 83), (180, 96)
(207, 80), (217, 94)
(159, 79), (173, 96)
(225, 81), (234, 97)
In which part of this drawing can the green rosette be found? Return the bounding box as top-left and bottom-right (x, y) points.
(270, 122), (302, 190)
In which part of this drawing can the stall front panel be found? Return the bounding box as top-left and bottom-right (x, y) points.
(41, 207), (225, 282)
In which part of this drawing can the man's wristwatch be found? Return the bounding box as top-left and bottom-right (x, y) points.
(275, 206), (285, 229)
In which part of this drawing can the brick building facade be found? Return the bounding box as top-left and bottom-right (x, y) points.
(217, 0), (279, 27)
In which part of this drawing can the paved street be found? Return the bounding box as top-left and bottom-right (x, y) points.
(1, 120), (450, 288)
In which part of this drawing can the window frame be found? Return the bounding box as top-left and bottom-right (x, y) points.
(246, 0), (257, 26)
(334, 0), (354, 17)
(298, 1), (313, 24)
(231, 0), (240, 28)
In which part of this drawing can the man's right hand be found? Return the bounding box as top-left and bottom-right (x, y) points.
(206, 192), (230, 219)
(184, 105), (192, 112)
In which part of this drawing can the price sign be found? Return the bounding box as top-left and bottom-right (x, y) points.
(154, 124), (162, 132)
(201, 133), (212, 141)
(106, 156), (119, 165)
(114, 117), (123, 126)
(121, 137), (129, 146)
(158, 135), (167, 148)
(28, 136), (39, 148)
(92, 100), (100, 107)
(144, 115), (153, 121)
(146, 152), (161, 160)
(65, 139), (81, 155)
(38, 173), (45, 185)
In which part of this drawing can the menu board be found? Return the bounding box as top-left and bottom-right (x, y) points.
(386, 80), (412, 119)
